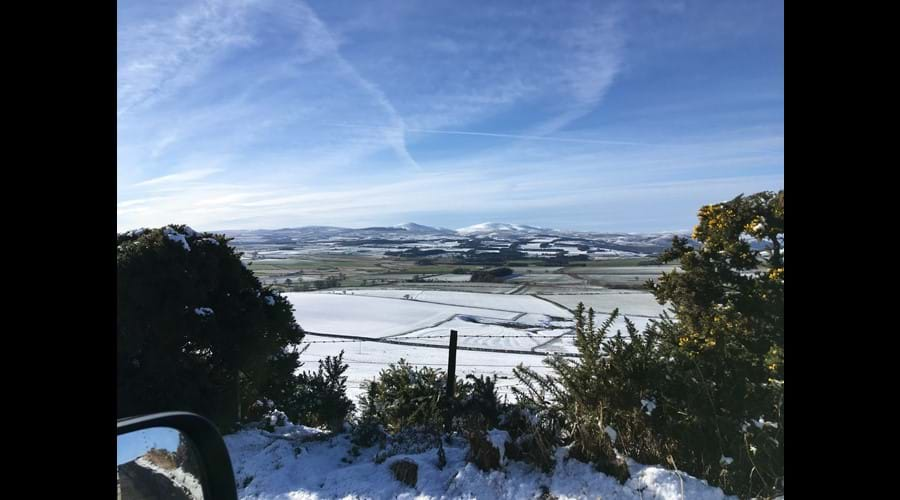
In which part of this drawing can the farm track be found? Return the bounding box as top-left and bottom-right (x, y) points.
(532, 294), (575, 314)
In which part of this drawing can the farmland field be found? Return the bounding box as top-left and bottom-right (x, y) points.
(285, 283), (665, 401)
(229, 227), (679, 403)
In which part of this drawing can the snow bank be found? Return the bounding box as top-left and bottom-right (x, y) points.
(223, 420), (734, 500)
(134, 456), (204, 499)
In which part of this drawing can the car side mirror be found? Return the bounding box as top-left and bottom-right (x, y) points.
(117, 412), (237, 500)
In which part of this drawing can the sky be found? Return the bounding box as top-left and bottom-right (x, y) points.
(117, 426), (181, 465)
(117, 0), (783, 233)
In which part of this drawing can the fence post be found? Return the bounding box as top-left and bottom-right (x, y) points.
(444, 329), (458, 434)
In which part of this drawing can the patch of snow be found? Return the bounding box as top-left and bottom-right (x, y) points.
(264, 295), (276, 306)
(720, 455), (734, 466)
(487, 429), (510, 465)
(751, 417), (779, 430)
(134, 456), (204, 499)
(604, 425), (618, 444)
(194, 307), (214, 317)
(163, 227), (191, 251)
(641, 397), (657, 416)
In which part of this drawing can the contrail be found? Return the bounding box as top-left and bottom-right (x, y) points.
(326, 123), (651, 147)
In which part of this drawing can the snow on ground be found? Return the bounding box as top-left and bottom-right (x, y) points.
(514, 313), (557, 326)
(224, 421), (733, 500)
(286, 293), (520, 337)
(287, 290), (671, 400)
(424, 274), (472, 282)
(538, 292), (666, 318)
(330, 289), (568, 317)
(391, 316), (565, 352)
(134, 457), (204, 499)
(507, 273), (584, 284)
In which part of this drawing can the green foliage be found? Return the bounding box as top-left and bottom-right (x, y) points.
(511, 306), (635, 482)
(117, 225), (305, 430)
(288, 351), (356, 432)
(470, 267), (514, 282)
(458, 374), (501, 430)
(645, 191), (784, 497)
(358, 359), (448, 434)
(512, 190), (784, 498)
(354, 362), (505, 452)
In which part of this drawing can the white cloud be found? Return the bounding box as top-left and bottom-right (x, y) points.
(134, 168), (223, 187)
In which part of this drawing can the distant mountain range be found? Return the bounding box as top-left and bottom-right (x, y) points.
(219, 222), (694, 258)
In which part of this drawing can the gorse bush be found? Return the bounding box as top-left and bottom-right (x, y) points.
(117, 225), (305, 431)
(644, 191), (784, 497)
(457, 374), (502, 431)
(287, 350), (355, 432)
(358, 359), (448, 434)
(357, 360), (507, 435)
(513, 190), (784, 498)
(512, 307), (637, 482)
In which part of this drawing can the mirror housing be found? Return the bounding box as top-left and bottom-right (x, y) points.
(117, 412), (237, 500)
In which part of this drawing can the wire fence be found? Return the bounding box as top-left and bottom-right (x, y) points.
(295, 331), (582, 358)
(296, 353), (552, 370)
(299, 336), (570, 344)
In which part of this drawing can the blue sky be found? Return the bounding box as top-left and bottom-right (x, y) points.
(117, 0), (783, 233)
(117, 426), (181, 465)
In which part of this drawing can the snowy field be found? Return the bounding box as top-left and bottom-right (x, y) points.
(286, 289), (666, 402)
(225, 420), (734, 500)
(424, 274), (473, 282)
(320, 289), (569, 316)
(286, 293), (520, 337)
(539, 291), (667, 318)
(507, 273), (584, 284)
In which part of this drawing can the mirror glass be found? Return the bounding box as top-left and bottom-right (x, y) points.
(117, 426), (206, 499)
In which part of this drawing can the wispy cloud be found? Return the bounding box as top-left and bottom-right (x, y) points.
(117, 0), (258, 117)
(329, 123), (650, 146)
(118, 0), (783, 232)
(134, 168), (223, 187)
